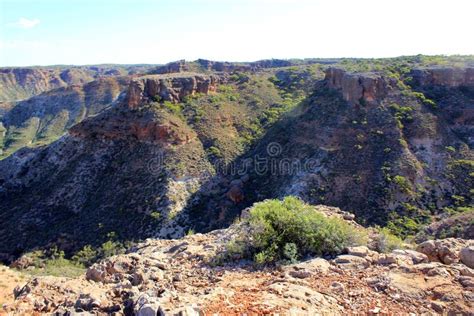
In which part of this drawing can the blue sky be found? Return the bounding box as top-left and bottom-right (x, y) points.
(1, 0), (473, 66)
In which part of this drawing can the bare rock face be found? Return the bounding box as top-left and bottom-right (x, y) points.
(152, 60), (189, 74)
(411, 67), (474, 87)
(325, 67), (390, 106)
(126, 73), (225, 109)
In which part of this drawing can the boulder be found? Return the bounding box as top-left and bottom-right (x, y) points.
(376, 254), (399, 266)
(347, 246), (369, 257)
(335, 255), (370, 269)
(458, 276), (474, 288)
(291, 258), (331, 274)
(330, 281), (345, 293)
(460, 246), (474, 269)
(392, 249), (429, 264)
(134, 294), (161, 316)
(86, 265), (107, 283)
(426, 267), (451, 277)
(416, 238), (471, 264)
(137, 304), (160, 316)
(289, 270), (311, 279)
(416, 240), (437, 261)
(75, 293), (102, 311)
(414, 262), (445, 274)
(10, 255), (34, 270)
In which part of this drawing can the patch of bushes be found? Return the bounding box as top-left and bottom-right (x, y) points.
(411, 91), (437, 109)
(386, 215), (423, 239)
(17, 232), (131, 277)
(217, 197), (368, 265)
(207, 146), (222, 158)
(20, 247), (85, 278)
(389, 104), (413, 129)
(162, 101), (184, 118)
(393, 175), (412, 193)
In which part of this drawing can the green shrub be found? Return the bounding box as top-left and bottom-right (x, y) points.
(224, 197), (367, 264)
(100, 240), (126, 258)
(72, 245), (97, 266)
(282, 242), (299, 263)
(207, 146), (222, 158)
(393, 175), (412, 193)
(162, 101), (183, 117)
(372, 227), (404, 253)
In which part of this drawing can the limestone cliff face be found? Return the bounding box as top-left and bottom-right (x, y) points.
(411, 67), (474, 87)
(125, 73), (225, 109)
(325, 68), (391, 106)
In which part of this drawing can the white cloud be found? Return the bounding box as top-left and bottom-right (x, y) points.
(11, 17), (41, 29)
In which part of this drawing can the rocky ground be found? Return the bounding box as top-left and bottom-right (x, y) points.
(2, 207), (473, 315)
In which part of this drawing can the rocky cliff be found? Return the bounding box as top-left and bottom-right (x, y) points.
(0, 76), (130, 157)
(411, 67), (474, 87)
(0, 66), (141, 103)
(125, 73), (225, 109)
(325, 67), (391, 106)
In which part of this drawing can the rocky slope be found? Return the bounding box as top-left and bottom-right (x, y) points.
(0, 67), (317, 259)
(0, 76), (130, 157)
(0, 65), (151, 103)
(0, 59), (472, 260)
(3, 206), (474, 315)
(216, 66), (474, 233)
(0, 57), (473, 315)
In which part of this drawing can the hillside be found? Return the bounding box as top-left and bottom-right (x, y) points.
(0, 65), (154, 103)
(0, 58), (473, 261)
(0, 76), (130, 157)
(0, 65), (323, 259)
(0, 56), (473, 315)
(219, 66), (474, 236)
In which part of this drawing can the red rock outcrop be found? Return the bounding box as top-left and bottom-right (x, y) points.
(411, 67), (474, 87)
(325, 68), (390, 106)
(125, 73), (225, 109)
(69, 111), (194, 145)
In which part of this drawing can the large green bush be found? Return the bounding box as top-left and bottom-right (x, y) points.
(226, 197), (367, 264)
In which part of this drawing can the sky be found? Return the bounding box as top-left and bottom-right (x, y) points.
(0, 0), (473, 66)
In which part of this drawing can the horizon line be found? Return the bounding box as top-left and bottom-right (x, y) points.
(2, 54), (474, 68)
